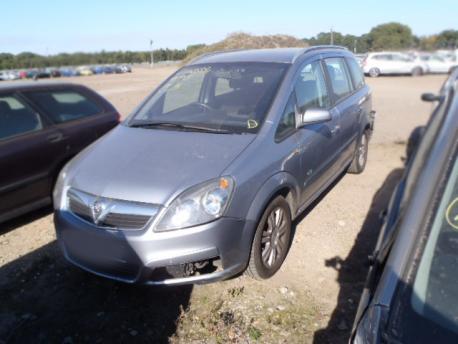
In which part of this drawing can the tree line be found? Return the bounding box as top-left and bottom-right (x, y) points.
(0, 46), (204, 70)
(1, 23), (457, 70)
(303, 22), (458, 53)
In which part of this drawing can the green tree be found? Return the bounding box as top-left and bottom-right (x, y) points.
(367, 22), (414, 50)
(303, 31), (370, 53)
(435, 30), (458, 49)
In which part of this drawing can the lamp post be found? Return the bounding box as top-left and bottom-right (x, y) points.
(150, 39), (154, 67)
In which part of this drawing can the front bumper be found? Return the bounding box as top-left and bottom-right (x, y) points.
(55, 210), (254, 286)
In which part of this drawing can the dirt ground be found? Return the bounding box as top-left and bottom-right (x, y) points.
(0, 67), (446, 344)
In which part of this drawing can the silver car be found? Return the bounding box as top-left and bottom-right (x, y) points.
(54, 46), (375, 285)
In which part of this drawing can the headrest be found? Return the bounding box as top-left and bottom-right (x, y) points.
(0, 100), (12, 115)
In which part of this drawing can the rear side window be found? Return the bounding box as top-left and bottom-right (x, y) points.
(346, 58), (365, 89)
(373, 54), (392, 61)
(0, 94), (42, 140)
(27, 89), (102, 123)
(324, 58), (354, 101)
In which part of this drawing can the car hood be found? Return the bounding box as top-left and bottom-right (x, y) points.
(67, 125), (255, 205)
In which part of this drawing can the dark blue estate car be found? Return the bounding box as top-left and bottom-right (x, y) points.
(352, 69), (458, 343)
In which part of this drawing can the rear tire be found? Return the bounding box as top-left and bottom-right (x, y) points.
(411, 67), (423, 77)
(348, 131), (369, 174)
(246, 196), (292, 280)
(369, 68), (380, 78)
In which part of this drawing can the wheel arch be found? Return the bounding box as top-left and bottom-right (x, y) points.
(244, 172), (300, 225)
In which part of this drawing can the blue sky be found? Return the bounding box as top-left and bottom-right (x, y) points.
(1, 0), (456, 54)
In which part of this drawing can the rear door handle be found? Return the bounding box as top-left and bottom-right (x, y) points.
(47, 132), (64, 143)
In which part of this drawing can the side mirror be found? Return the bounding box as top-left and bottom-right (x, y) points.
(421, 93), (443, 102)
(297, 108), (331, 128)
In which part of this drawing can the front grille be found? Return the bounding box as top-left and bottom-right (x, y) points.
(67, 188), (160, 230)
(103, 213), (151, 229)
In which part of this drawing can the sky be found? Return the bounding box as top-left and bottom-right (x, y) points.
(1, 0), (457, 55)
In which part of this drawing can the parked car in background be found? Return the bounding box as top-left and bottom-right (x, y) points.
(351, 69), (458, 343)
(362, 52), (426, 77)
(54, 46), (375, 286)
(102, 65), (114, 74)
(0, 82), (120, 224)
(47, 68), (62, 78)
(120, 64), (132, 73)
(423, 54), (458, 74)
(92, 66), (105, 75)
(2, 71), (21, 81)
(77, 66), (93, 76)
(355, 54), (366, 67)
(26, 69), (51, 80)
(59, 67), (79, 77)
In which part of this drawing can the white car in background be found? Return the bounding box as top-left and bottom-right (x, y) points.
(423, 54), (458, 74)
(362, 52), (426, 77)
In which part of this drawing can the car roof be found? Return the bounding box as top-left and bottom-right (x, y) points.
(0, 81), (82, 93)
(188, 46), (348, 65)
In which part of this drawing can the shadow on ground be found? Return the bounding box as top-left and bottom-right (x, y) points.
(0, 240), (192, 344)
(313, 167), (404, 344)
(0, 206), (53, 236)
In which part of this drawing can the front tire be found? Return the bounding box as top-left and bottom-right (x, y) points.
(369, 68), (380, 77)
(246, 196), (292, 280)
(348, 131), (369, 174)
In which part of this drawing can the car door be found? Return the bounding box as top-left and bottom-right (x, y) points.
(290, 59), (341, 206)
(429, 56), (448, 73)
(323, 57), (359, 168)
(23, 86), (117, 157)
(374, 54), (392, 74)
(0, 92), (67, 219)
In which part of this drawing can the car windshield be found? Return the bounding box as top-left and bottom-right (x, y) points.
(129, 62), (288, 133)
(410, 155), (458, 334)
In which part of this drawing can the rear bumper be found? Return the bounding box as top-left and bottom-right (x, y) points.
(55, 210), (255, 285)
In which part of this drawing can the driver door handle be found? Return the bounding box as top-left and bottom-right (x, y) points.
(47, 132), (64, 143)
(330, 125), (340, 135)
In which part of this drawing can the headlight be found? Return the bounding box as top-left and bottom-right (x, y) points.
(155, 177), (235, 231)
(53, 164), (69, 210)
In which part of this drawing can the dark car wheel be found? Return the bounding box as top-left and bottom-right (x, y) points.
(369, 68), (380, 77)
(246, 196), (292, 280)
(348, 131), (369, 174)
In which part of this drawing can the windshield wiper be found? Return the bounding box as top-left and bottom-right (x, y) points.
(130, 122), (234, 134)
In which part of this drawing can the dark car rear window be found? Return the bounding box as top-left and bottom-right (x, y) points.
(0, 94), (42, 140)
(26, 89), (102, 123)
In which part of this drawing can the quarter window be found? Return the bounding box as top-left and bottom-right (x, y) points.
(27, 90), (102, 123)
(275, 93), (296, 141)
(294, 61), (330, 113)
(0, 94), (42, 140)
(324, 58), (354, 101)
(346, 57), (365, 89)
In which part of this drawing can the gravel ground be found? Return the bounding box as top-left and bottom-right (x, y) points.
(0, 68), (446, 343)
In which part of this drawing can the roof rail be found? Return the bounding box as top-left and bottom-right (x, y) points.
(188, 48), (248, 65)
(304, 45), (348, 53)
(290, 45), (348, 63)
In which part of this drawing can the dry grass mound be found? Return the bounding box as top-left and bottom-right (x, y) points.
(184, 32), (308, 63)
